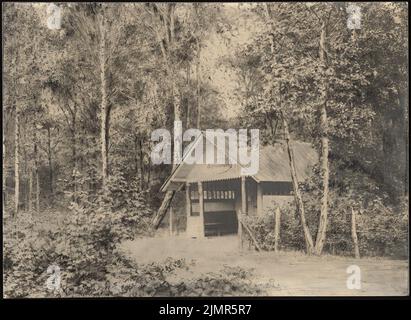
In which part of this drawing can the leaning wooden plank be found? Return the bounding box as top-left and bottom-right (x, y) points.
(152, 184), (184, 229)
(240, 218), (262, 252)
(152, 190), (175, 229)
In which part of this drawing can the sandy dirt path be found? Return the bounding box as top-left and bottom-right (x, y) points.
(120, 235), (409, 296)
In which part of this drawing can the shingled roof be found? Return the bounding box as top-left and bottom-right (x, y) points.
(160, 132), (318, 191)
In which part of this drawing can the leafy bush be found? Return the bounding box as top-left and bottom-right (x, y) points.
(243, 165), (408, 258)
(243, 205), (305, 252)
(3, 178), (266, 297)
(174, 266), (266, 297)
(4, 218), (265, 297)
(244, 194), (408, 258)
(3, 172), (156, 297)
(356, 197), (408, 258)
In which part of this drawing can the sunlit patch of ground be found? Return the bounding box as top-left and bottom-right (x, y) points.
(121, 235), (409, 296)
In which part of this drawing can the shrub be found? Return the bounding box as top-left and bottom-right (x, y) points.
(3, 172), (156, 298)
(244, 194), (408, 258)
(243, 203), (305, 252)
(4, 179), (267, 297)
(175, 266), (266, 296)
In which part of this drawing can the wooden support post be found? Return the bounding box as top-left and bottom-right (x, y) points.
(274, 207), (281, 252)
(185, 183), (191, 236)
(198, 181), (204, 237)
(238, 210), (243, 249)
(169, 207), (173, 236)
(186, 182), (191, 217)
(351, 207), (360, 259)
(241, 176), (247, 215)
(257, 183), (263, 216)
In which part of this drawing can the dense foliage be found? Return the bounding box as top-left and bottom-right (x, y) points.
(4, 190), (263, 297)
(233, 3), (408, 255)
(244, 193), (408, 258)
(2, 2), (408, 297)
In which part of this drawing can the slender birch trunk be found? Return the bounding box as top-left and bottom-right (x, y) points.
(47, 126), (53, 197)
(134, 136), (140, 190)
(3, 123), (6, 213)
(33, 130), (40, 213)
(35, 161), (40, 213)
(264, 4), (315, 253)
(100, 13), (108, 190)
(351, 207), (360, 259)
(186, 64), (191, 127)
(196, 37), (201, 129)
(282, 114), (315, 254)
(403, 90), (409, 196)
(146, 140), (152, 188)
(138, 138), (144, 191)
(314, 20), (330, 255)
(152, 4), (181, 228)
(28, 168), (33, 212)
(14, 109), (20, 217)
(22, 124), (28, 211)
(71, 108), (77, 202)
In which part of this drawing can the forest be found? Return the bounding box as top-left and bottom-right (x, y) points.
(2, 3), (408, 297)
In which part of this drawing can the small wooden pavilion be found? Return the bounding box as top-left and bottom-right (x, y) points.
(161, 132), (318, 238)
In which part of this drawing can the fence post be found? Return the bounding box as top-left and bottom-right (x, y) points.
(351, 207), (360, 259)
(238, 210), (243, 249)
(169, 207), (173, 236)
(274, 207), (281, 252)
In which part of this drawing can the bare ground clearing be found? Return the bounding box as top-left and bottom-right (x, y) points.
(120, 235), (409, 296)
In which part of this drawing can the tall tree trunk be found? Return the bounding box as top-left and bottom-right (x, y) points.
(28, 168), (33, 212)
(186, 64), (191, 127)
(153, 81), (180, 228)
(134, 136), (140, 189)
(105, 105), (111, 174)
(47, 126), (53, 198)
(139, 138), (144, 191)
(314, 20), (330, 255)
(264, 4), (316, 253)
(14, 109), (20, 217)
(397, 87), (408, 196)
(35, 160), (40, 213)
(282, 114), (314, 254)
(3, 122), (6, 213)
(33, 130), (40, 213)
(146, 141), (151, 189)
(22, 123), (28, 211)
(100, 14), (108, 190)
(152, 4), (182, 229)
(404, 92), (409, 197)
(351, 207), (360, 259)
(196, 37), (201, 129)
(71, 109), (77, 202)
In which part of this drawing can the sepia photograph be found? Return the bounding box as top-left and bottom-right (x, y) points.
(2, 2), (409, 300)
